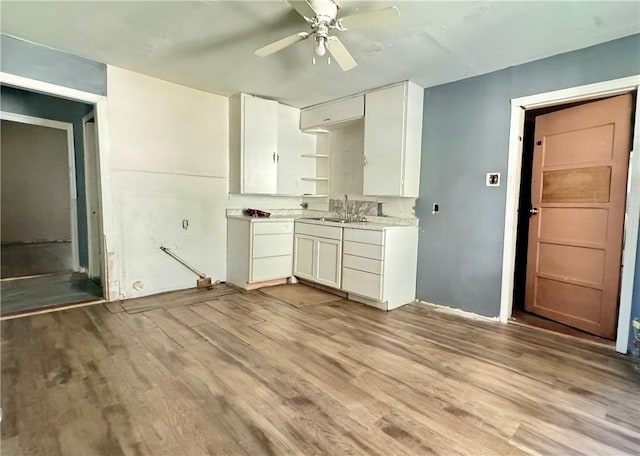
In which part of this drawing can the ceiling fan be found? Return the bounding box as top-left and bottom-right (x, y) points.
(255, 0), (400, 71)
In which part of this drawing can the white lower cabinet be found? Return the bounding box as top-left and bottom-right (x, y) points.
(294, 222), (419, 310)
(341, 226), (418, 310)
(342, 267), (382, 301)
(293, 223), (343, 289)
(315, 237), (342, 288)
(293, 234), (315, 281)
(227, 218), (294, 290)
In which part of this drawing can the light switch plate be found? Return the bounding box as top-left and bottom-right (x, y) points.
(486, 172), (500, 186)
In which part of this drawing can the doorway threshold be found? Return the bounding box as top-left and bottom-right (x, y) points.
(1, 272), (103, 317)
(1, 298), (104, 320)
(509, 308), (615, 348)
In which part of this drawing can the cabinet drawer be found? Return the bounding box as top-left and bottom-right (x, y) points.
(253, 233), (293, 258)
(295, 222), (342, 240)
(300, 95), (364, 130)
(342, 267), (382, 300)
(344, 228), (384, 245)
(252, 255), (292, 282)
(343, 241), (383, 260)
(343, 254), (383, 275)
(253, 221), (293, 235)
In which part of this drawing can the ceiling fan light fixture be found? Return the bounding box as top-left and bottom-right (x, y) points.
(314, 36), (327, 56)
(255, 1), (400, 72)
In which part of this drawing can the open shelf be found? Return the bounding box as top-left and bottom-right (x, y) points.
(300, 154), (329, 158)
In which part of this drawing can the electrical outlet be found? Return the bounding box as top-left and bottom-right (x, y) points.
(486, 172), (500, 186)
(182, 219), (189, 229)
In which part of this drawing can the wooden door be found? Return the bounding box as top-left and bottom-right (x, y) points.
(525, 94), (633, 339)
(363, 84), (406, 196)
(242, 94), (278, 194)
(315, 237), (342, 288)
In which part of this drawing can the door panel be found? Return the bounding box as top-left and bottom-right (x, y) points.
(300, 95), (364, 130)
(315, 238), (341, 288)
(363, 84), (405, 196)
(525, 94), (633, 339)
(84, 120), (103, 281)
(243, 95), (278, 194)
(534, 278), (603, 323)
(537, 243), (605, 286)
(252, 255), (292, 282)
(293, 234), (315, 280)
(539, 208), (608, 244)
(252, 233), (293, 258)
(543, 124), (614, 166)
(342, 267), (382, 300)
(541, 166), (611, 203)
(277, 104), (316, 195)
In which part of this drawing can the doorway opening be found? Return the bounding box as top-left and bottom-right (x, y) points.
(0, 85), (105, 316)
(511, 92), (637, 344)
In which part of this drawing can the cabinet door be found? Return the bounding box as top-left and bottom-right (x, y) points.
(363, 84), (406, 196)
(300, 95), (364, 130)
(293, 234), (315, 280)
(277, 104), (316, 195)
(252, 256), (292, 282)
(243, 95), (278, 194)
(315, 237), (342, 288)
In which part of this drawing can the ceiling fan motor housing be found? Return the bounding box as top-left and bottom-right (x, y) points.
(308, 0), (339, 24)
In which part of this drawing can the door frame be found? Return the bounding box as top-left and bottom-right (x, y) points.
(0, 71), (115, 300)
(0, 111), (80, 272)
(82, 110), (103, 280)
(500, 75), (640, 353)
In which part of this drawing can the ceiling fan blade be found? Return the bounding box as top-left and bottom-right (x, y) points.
(287, 0), (317, 19)
(328, 37), (357, 71)
(255, 32), (310, 57)
(338, 6), (400, 30)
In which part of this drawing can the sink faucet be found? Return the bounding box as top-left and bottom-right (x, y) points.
(343, 194), (349, 221)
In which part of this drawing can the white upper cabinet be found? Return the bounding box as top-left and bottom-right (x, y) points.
(229, 93), (316, 195)
(300, 95), (364, 131)
(277, 104), (316, 195)
(363, 81), (424, 197)
(229, 93), (278, 194)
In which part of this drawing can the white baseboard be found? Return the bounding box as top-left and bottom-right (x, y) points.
(415, 300), (500, 323)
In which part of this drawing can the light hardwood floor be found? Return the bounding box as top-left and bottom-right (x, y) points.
(2, 285), (639, 455)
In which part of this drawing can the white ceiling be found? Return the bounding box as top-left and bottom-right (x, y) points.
(2, 1), (639, 107)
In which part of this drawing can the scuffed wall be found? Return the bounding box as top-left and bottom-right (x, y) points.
(106, 66), (302, 299)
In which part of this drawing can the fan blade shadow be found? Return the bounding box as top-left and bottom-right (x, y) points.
(168, 8), (304, 58)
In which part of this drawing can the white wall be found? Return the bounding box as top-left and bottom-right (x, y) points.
(1, 120), (71, 242)
(106, 66), (301, 299)
(329, 120), (364, 197)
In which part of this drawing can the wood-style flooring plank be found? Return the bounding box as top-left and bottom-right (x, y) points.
(2, 285), (639, 455)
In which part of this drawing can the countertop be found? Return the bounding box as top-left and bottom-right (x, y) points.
(226, 213), (417, 231)
(226, 214), (298, 222)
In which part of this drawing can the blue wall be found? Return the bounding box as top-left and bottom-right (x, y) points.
(1, 35), (107, 96)
(1, 86), (94, 267)
(0, 34), (107, 269)
(417, 34), (640, 345)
